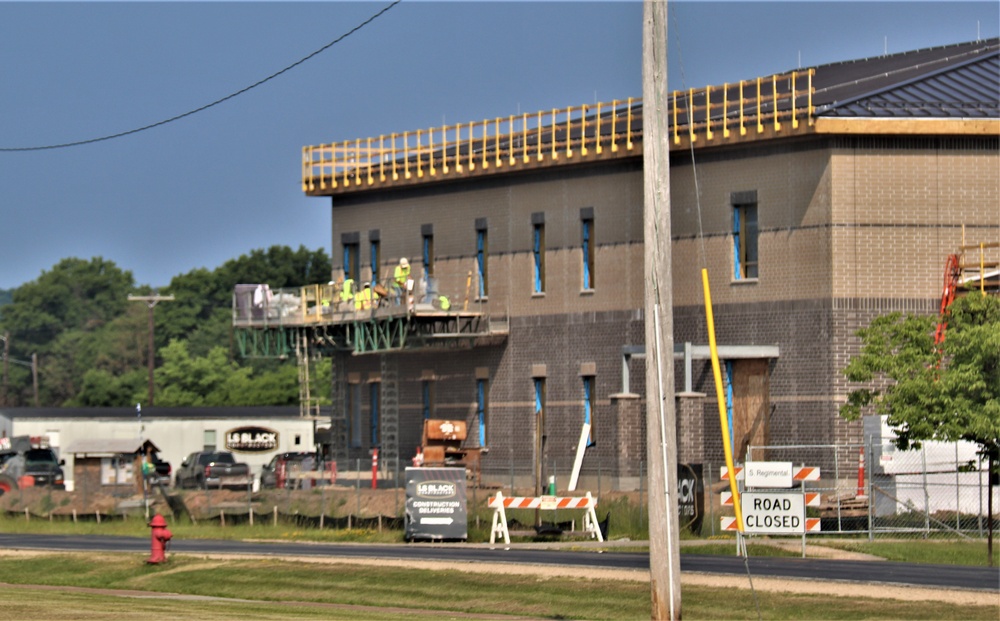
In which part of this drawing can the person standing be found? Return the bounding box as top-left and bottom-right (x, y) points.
(393, 258), (412, 306)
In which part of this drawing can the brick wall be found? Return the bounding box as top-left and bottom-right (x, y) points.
(323, 133), (998, 488)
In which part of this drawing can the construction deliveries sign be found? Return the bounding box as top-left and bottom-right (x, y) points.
(405, 467), (468, 541)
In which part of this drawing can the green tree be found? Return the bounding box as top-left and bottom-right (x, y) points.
(0, 258), (135, 405)
(841, 292), (999, 562)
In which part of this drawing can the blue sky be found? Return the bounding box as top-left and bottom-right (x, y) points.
(1, 1), (997, 290)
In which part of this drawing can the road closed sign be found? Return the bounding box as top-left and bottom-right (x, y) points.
(741, 492), (805, 534)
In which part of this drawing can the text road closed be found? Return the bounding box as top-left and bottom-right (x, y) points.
(741, 492), (805, 534)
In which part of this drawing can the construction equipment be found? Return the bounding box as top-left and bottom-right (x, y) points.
(934, 236), (1000, 348)
(418, 419), (482, 484)
(933, 254), (962, 347)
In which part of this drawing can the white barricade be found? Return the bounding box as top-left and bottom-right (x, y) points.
(487, 491), (604, 548)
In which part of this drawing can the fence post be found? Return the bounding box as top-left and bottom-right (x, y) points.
(978, 454), (985, 537)
(867, 434), (874, 542)
(707, 460), (715, 537)
(834, 446), (842, 533)
(922, 446), (930, 538)
(955, 443), (961, 533)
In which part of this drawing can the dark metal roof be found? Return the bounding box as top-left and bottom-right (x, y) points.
(0, 406), (302, 420)
(810, 38), (1000, 117)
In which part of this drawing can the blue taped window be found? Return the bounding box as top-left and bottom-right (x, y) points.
(533, 223), (545, 294)
(477, 229), (488, 298)
(476, 378), (489, 446)
(534, 378), (545, 424)
(583, 376), (596, 447)
(343, 243), (360, 284)
(582, 218), (594, 290)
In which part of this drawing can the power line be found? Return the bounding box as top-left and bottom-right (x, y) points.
(0, 1), (402, 152)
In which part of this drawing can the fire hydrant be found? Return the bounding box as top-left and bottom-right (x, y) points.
(146, 513), (173, 564)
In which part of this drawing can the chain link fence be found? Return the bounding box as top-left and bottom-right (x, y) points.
(732, 441), (997, 540)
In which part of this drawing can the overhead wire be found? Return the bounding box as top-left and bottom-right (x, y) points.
(0, 0), (402, 152)
(668, 4), (761, 620)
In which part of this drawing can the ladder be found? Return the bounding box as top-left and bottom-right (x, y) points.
(380, 354), (400, 482)
(329, 351), (349, 469)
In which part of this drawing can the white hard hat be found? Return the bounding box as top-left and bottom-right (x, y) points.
(400, 257), (409, 267)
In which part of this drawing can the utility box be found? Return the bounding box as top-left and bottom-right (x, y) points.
(404, 467), (468, 542)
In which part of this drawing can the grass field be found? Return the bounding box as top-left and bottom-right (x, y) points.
(1, 552), (997, 621)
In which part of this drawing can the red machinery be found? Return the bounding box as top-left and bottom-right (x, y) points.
(933, 254), (962, 348)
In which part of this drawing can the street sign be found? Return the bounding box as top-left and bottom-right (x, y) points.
(744, 462), (793, 488)
(741, 492), (820, 534)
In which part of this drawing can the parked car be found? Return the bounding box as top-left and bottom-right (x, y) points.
(175, 451), (251, 490)
(0, 436), (65, 495)
(259, 452), (316, 489)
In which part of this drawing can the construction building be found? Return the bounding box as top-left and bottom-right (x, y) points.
(233, 39), (999, 491)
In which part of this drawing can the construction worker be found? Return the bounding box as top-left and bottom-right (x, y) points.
(340, 278), (355, 308)
(356, 282), (374, 310)
(438, 295), (451, 311)
(393, 258), (411, 305)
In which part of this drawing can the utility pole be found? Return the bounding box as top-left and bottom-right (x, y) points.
(2, 332), (8, 406)
(31, 353), (39, 407)
(643, 1), (682, 619)
(128, 294), (175, 406)
(1, 333), (40, 407)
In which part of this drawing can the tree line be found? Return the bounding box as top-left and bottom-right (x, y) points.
(0, 246), (332, 408)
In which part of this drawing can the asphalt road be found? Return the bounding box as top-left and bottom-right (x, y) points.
(1, 533), (996, 592)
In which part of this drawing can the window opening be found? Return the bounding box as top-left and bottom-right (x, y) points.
(422, 380), (434, 420)
(476, 378), (489, 447)
(583, 376), (596, 446)
(582, 217), (595, 290)
(533, 377), (546, 497)
(533, 222), (545, 293)
(477, 228), (489, 298)
(343, 242), (360, 284)
(423, 233), (434, 277)
(370, 240), (381, 287)
(733, 198), (758, 279)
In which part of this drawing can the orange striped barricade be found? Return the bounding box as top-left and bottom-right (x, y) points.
(719, 464), (821, 484)
(487, 491), (604, 549)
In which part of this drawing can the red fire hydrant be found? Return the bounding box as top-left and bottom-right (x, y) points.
(146, 513), (173, 564)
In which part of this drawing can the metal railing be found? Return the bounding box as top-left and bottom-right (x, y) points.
(232, 266), (487, 329)
(301, 69), (815, 193)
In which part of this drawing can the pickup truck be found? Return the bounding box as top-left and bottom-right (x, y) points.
(0, 436), (66, 495)
(174, 451), (251, 490)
